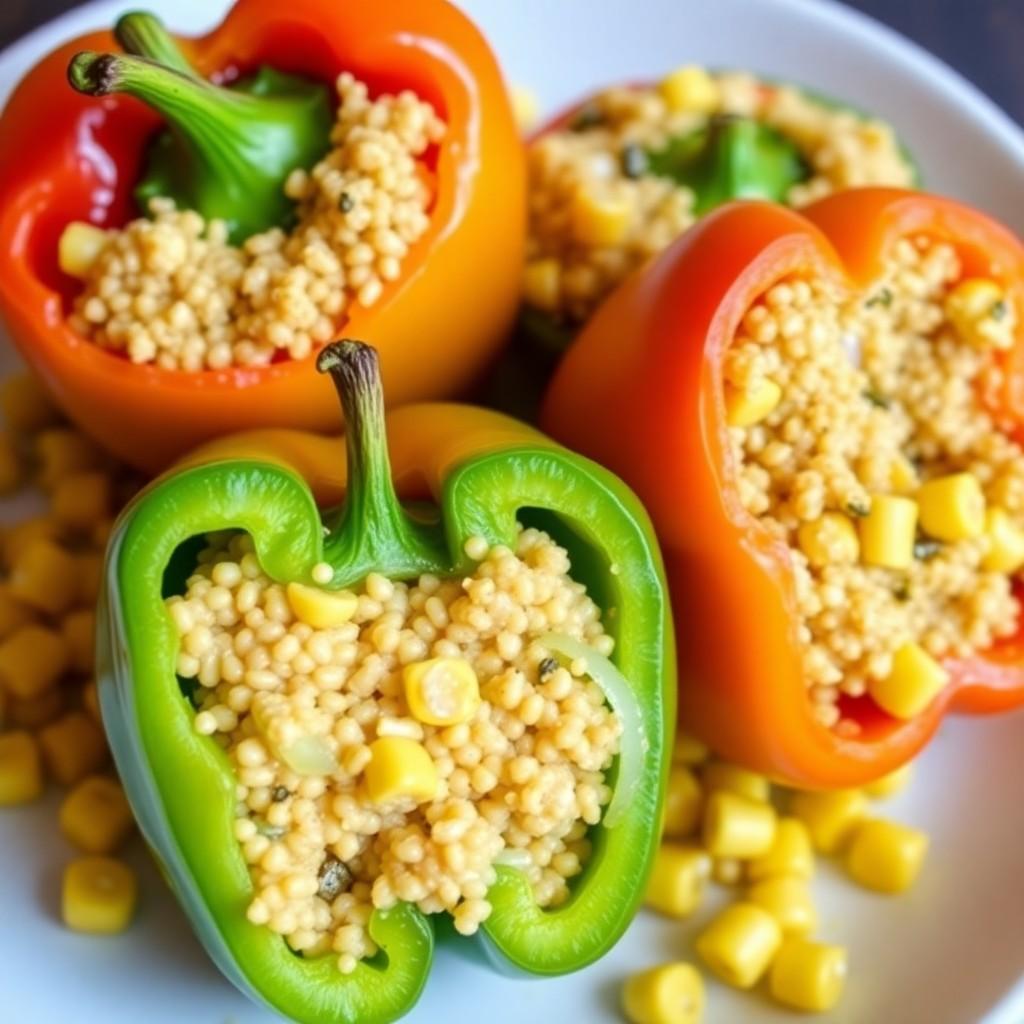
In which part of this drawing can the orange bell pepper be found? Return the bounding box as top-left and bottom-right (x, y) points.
(0, 0), (524, 473)
(541, 187), (1024, 789)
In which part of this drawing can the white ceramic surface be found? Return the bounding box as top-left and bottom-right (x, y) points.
(1, 2), (1022, 1022)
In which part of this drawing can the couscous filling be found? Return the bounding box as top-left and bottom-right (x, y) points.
(726, 235), (1023, 729)
(64, 72), (444, 371)
(168, 526), (622, 973)
(525, 67), (915, 323)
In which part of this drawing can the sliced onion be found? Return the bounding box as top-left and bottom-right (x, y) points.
(541, 632), (647, 829)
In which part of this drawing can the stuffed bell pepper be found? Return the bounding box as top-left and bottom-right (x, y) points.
(0, 0), (524, 472)
(98, 340), (672, 1023)
(543, 188), (1024, 789)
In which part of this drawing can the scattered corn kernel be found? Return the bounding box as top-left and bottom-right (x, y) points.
(725, 378), (782, 427)
(76, 552), (104, 606)
(38, 710), (107, 786)
(917, 472), (985, 542)
(659, 65), (720, 113)
(0, 585), (33, 639)
(797, 512), (859, 567)
(0, 624), (70, 699)
(35, 429), (104, 490)
(845, 818), (928, 894)
(0, 373), (59, 433)
(622, 962), (704, 1024)
(696, 902), (782, 989)
(673, 732), (709, 765)
(286, 581), (357, 629)
(2, 516), (60, 569)
(523, 258), (562, 312)
(982, 507), (1024, 573)
(945, 277), (1015, 350)
(702, 791), (777, 859)
(663, 766), (703, 838)
(59, 776), (134, 854)
(864, 762), (914, 800)
(869, 641), (948, 720)
(403, 657), (480, 727)
(789, 789), (868, 855)
(8, 540), (79, 615)
(570, 188), (634, 247)
(58, 221), (109, 279)
(50, 471), (112, 534)
(769, 937), (848, 1013)
(644, 843), (711, 918)
(701, 761), (770, 803)
(858, 494), (918, 569)
(62, 856), (137, 934)
(0, 730), (43, 804)
(364, 737), (437, 804)
(746, 817), (814, 882)
(888, 453), (919, 494)
(712, 857), (743, 886)
(0, 431), (23, 494)
(62, 609), (96, 675)
(747, 876), (817, 935)
(8, 688), (65, 730)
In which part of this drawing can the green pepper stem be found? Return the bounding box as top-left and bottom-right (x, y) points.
(114, 11), (196, 76)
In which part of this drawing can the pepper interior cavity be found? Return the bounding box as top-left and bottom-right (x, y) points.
(725, 234), (1022, 730)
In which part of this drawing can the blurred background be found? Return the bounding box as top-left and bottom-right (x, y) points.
(0, 0), (1022, 124)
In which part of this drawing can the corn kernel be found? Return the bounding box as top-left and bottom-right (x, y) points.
(9, 540), (79, 615)
(703, 791), (777, 858)
(725, 378), (782, 427)
(0, 731), (44, 804)
(58, 221), (109, 279)
(523, 259), (562, 312)
(797, 512), (859, 567)
(0, 373), (59, 434)
(0, 585), (33, 639)
(403, 657), (480, 727)
(8, 688), (65, 730)
(2, 516), (61, 569)
(696, 902), (782, 989)
(286, 581), (357, 629)
(864, 762), (914, 800)
(917, 472), (985, 542)
(38, 710), (107, 786)
(659, 65), (720, 113)
(35, 429), (104, 491)
(0, 624), (70, 700)
(62, 609), (96, 675)
(869, 641), (948, 720)
(888, 453), (919, 494)
(748, 876), (817, 934)
(746, 817), (814, 882)
(644, 843), (711, 918)
(859, 494), (918, 569)
(673, 732), (709, 765)
(76, 552), (104, 606)
(663, 765), (703, 838)
(62, 857), (137, 934)
(60, 776), (133, 854)
(789, 789), (867, 855)
(83, 679), (101, 722)
(571, 188), (635, 247)
(0, 431), (23, 494)
(845, 818), (928, 893)
(50, 471), (112, 534)
(701, 761), (770, 803)
(982, 507), (1024, 573)
(364, 737), (437, 804)
(769, 937), (848, 1012)
(712, 856), (743, 886)
(510, 86), (539, 132)
(945, 277), (1015, 350)
(622, 962), (704, 1024)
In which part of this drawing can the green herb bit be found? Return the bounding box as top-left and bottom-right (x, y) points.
(865, 287), (893, 309)
(571, 104), (604, 131)
(339, 192), (355, 213)
(621, 144), (649, 179)
(913, 538), (943, 561)
(990, 299), (1009, 321)
(846, 499), (870, 518)
(862, 388), (891, 409)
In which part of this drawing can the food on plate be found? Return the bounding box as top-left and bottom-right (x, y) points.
(98, 340), (671, 1022)
(523, 66), (916, 336)
(62, 856), (138, 934)
(622, 961), (705, 1024)
(0, 0), (525, 471)
(543, 188), (1024, 788)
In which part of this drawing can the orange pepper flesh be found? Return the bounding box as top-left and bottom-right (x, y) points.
(541, 188), (1024, 789)
(0, 0), (525, 473)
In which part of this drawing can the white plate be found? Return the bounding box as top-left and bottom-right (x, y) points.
(2, 2), (1024, 1022)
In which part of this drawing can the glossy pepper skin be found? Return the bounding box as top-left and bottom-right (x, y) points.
(542, 188), (1024, 790)
(0, 0), (525, 473)
(98, 341), (673, 1023)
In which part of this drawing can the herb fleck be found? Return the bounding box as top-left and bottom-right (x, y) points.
(256, 821), (285, 840)
(570, 104), (604, 131)
(538, 657), (559, 679)
(317, 855), (352, 902)
(338, 192), (355, 213)
(862, 388), (890, 409)
(271, 786), (290, 803)
(913, 538), (943, 561)
(990, 299), (1008, 321)
(845, 499), (870, 518)
(893, 579), (911, 602)
(620, 144), (648, 179)
(865, 288), (893, 309)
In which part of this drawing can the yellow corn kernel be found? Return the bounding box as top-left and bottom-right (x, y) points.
(769, 937), (848, 1013)
(747, 876), (817, 935)
(845, 818), (928, 894)
(83, 679), (101, 722)
(38, 710), (107, 787)
(746, 817), (814, 882)
(62, 857), (137, 934)
(672, 732), (709, 765)
(58, 221), (109, 279)
(523, 259), (562, 312)
(917, 472), (985, 542)
(858, 494), (918, 569)
(0, 624), (70, 700)
(888, 453), (919, 494)
(570, 188), (635, 247)
(702, 790), (777, 858)
(2, 516), (61, 569)
(62, 608), (96, 675)
(712, 856), (743, 886)
(35, 429), (104, 491)
(92, 517), (115, 550)
(789, 789), (868, 855)
(9, 539), (79, 615)
(644, 843), (711, 918)
(696, 902), (782, 989)
(659, 65), (720, 114)
(76, 552), (104, 606)
(403, 657), (480, 727)
(864, 762), (914, 800)
(725, 378), (782, 427)
(796, 512), (859, 567)
(60, 776), (133, 854)
(0, 686), (5, 727)
(663, 765), (703, 838)
(869, 641), (948, 720)
(0, 585), (34, 639)
(982, 507), (1024, 573)
(0, 730), (44, 804)
(8, 688), (65, 730)
(0, 431), (23, 494)
(622, 962), (705, 1024)
(945, 277), (1015, 350)
(510, 85), (539, 132)
(286, 581), (357, 629)
(701, 761), (770, 803)
(364, 737), (437, 804)
(50, 471), (112, 534)
(0, 373), (59, 434)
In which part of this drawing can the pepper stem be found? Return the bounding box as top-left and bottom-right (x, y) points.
(317, 341), (447, 584)
(114, 11), (196, 76)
